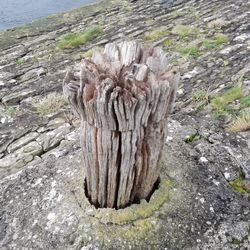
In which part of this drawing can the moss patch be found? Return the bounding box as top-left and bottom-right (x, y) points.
(88, 179), (172, 249)
(95, 179), (172, 225)
(231, 238), (242, 245)
(91, 217), (160, 249)
(122, 218), (155, 239)
(58, 25), (103, 49)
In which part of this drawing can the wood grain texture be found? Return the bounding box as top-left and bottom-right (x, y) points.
(63, 41), (179, 209)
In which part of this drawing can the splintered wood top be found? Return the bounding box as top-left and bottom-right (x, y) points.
(63, 40), (179, 131)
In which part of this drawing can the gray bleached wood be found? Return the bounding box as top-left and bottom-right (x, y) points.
(63, 41), (179, 209)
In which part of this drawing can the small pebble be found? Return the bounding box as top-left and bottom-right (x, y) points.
(199, 157), (208, 163)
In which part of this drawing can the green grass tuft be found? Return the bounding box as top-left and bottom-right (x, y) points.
(231, 239), (241, 245)
(185, 133), (200, 143)
(212, 87), (243, 116)
(145, 29), (169, 41)
(170, 10), (183, 18)
(202, 34), (229, 50)
(58, 25), (103, 49)
(202, 40), (217, 50)
(164, 39), (174, 47)
(172, 24), (198, 39)
(4, 106), (21, 117)
(16, 58), (27, 65)
(214, 33), (229, 45)
(230, 178), (249, 194)
(180, 45), (200, 56)
(240, 95), (250, 108)
(34, 93), (67, 116)
(193, 90), (208, 101)
(229, 111), (250, 132)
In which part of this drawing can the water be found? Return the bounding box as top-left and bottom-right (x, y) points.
(0, 0), (99, 31)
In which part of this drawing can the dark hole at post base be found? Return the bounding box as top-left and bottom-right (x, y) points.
(84, 177), (161, 210)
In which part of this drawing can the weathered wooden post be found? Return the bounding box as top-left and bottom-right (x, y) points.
(63, 41), (179, 209)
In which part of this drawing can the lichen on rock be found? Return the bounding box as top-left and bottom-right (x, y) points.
(0, 0), (250, 249)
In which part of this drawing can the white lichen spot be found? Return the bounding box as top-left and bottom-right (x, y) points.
(57, 194), (63, 202)
(210, 206), (215, 213)
(199, 198), (205, 204)
(51, 180), (57, 187)
(80, 245), (93, 250)
(219, 44), (243, 55)
(212, 179), (220, 186)
(50, 149), (65, 158)
(47, 188), (57, 200)
(199, 157), (208, 163)
(1, 117), (7, 124)
(183, 67), (202, 79)
(166, 136), (173, 142)
(47, 212), (56, 221)
(32, 220), (38, 227)
(234, 34), (250, 42)
(13, 233), (18, 240)
(65, 131), (77, 141)
(177, 88), (184, 95)
(54, 226), (60, 233)
(224, 172), (230, 180)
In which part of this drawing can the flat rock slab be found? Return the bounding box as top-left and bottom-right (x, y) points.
(0, 122), (249, 250)
(0, 0), (250, 249)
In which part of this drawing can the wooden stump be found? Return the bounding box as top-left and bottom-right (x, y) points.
(63, 41), (179, 209)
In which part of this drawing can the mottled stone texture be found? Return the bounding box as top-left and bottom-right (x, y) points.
(0, 0), (250, 249)
(63, 41), (179, 208)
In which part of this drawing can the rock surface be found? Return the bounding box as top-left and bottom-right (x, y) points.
(0, 0), (249, 249)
